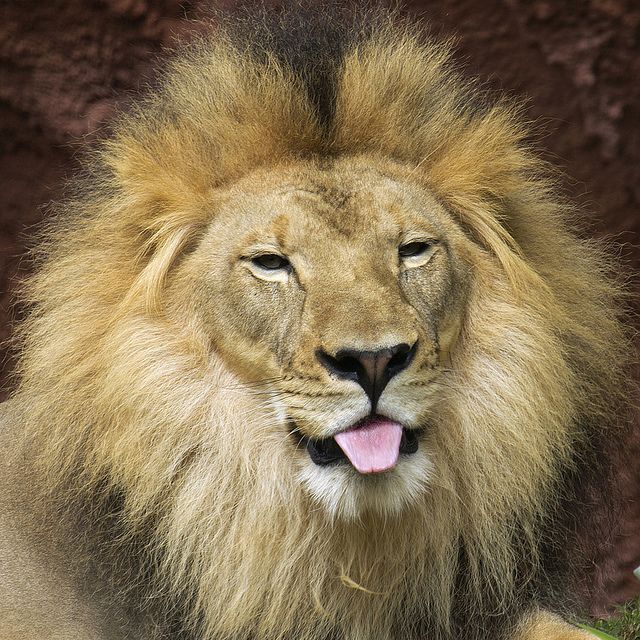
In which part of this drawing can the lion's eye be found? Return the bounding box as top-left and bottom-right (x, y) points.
(252, 254), (290, 271)
(399, 241), (431, 258)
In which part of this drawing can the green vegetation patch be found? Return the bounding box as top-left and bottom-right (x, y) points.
(581, 597), (640, 640)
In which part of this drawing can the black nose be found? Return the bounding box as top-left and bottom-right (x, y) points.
(316, 342), (416, 410)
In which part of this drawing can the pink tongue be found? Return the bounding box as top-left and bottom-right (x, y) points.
(334, 418), (403, 474)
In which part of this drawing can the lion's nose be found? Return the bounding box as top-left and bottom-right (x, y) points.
(316, 342), (417, 410)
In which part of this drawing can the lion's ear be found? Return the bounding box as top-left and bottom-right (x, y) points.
(98, 131), (210, 317)
(104, 128), (211, 228)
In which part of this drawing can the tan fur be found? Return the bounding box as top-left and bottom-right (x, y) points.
(516, 612), (597, 640)
(1, 7), (630, 640)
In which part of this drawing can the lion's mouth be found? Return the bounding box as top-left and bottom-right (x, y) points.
(303, 416), (420, 474)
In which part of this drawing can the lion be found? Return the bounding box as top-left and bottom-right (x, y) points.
(0, 3), (631, 640)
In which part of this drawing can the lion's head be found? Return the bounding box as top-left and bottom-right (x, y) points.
(12, 4), (631, 640)
(177, 156), (474, 518)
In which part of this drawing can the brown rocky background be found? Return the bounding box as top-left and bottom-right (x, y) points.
(0, 0), (638, 613)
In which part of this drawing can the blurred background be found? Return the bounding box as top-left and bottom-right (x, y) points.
(0, 0), (638, 614)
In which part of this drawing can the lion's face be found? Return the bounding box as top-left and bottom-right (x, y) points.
(176, 156), (471, 517)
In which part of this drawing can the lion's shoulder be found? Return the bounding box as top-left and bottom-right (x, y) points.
(0, 402), (136, 640)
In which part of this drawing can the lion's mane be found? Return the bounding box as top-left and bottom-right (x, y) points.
(11, 4), (632, 640)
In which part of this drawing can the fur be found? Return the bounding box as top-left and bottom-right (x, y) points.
(7, 3), (631, 640)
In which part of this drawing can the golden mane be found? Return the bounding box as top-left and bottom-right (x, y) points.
(10, 4), (631, 639)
